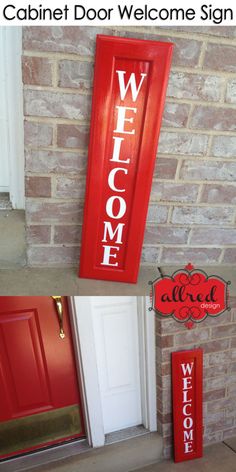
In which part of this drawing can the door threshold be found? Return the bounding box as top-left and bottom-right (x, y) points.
(0, 193), (12, 210)
(105, 425), (149, 445)
(0, 438), (90, 472)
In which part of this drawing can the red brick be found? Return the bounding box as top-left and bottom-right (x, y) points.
(226, 79), (236, 104)
(227, 385), (236, 397)
(24, 90), (91, 120)
(54, 177), (85, 199)
(141, 247), (160, 264)
(26, 150), (87, 175)
(204, 431), (223, 445)
(26, 200), (84, 224)
(159, 363), (171, 376)
(156, 335), (174, 349)
(204, 43), (236, 73)
(54, 225), (82, 244)
(175, 328), (210, 345)
(147, 205), (169, 223)
(207, 397), (236, 412)
(144, 226), (189, 245)
(26, 226), (51, 244)
(163, 26), (236, 39)
(57, 124), (89, 149)
(162, 103), (190, 128)
(23, 26), (115, 55)
(190, 228), (236, 245)
(229, 363), (236, 374)
(211, 135), (236, 158)
(204, 388), (226, 402)
(205, 416), (234, 434)
(115, 30), (202, 67)
(201, 184), (236, 204)
(205, 377), (228, 391)
(24, 121), (53, 147)
(153, 158), (178, 179)
(25, 176), (51, 198)
(204, 312), (233, 327)
(204, 410), (224, 424)
(159, 318), (189, 335)
(59, 60), (93, 90)
(161, 247), (221, 264)
(190, 106), (236, 131)
(151, 182), (199, 203)
(22, 56), (52, 86)
(159, 132), (208, 156)
(204, 364), (228, 378)
(180, 160), (236, 182)
(223, 249), (236, 264)
(208, 351), (231, 366)
(172, 206), (233, 225)
(28, 246), (80, 267)
(167, 72), (223, 102)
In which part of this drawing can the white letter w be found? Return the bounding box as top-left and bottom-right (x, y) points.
(116, 70), (147, 102)
(181, 363), (194, 376)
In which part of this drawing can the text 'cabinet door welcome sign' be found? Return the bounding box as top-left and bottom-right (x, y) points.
(79, 35), (173, 283)
(172, 349), (203, 462)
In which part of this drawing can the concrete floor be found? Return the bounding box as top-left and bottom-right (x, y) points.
(136, 441), (236, 472)
(0, 266), (235, 296)
(3, 439), (236, 472)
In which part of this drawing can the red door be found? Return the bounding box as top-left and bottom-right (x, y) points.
(0, 297), (85, 459)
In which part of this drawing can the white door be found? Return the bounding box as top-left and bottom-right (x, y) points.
(73, 296), (157, 446)
(90, 297), (142, 433)
(0, 27), (10, 192)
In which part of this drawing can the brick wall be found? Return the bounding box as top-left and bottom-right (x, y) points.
(23, 26), (236, 267)
(156, 297), (236, 458)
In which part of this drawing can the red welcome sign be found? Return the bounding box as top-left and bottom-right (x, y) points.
(172, 349), (203, 462)
(79, 35), (173, 283)
(150, 264), (230, 328)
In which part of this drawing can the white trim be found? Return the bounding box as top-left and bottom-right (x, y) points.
(3, 26), (25, 209)
(70, 297), (105, 447)
(137, 296), (157, 432)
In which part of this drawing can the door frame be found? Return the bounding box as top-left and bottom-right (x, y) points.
(1, 27), (25, 209)
(69, 296), (157, 447)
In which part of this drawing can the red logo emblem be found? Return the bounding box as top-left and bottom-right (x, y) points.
(150, 264), (230, 329)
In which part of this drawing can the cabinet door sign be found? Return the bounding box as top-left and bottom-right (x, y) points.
(172, 349), (203, 462)
(79, 35), (173, 283)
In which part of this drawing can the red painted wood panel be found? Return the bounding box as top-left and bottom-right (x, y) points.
(0, 297), (85, 449)
(172, 349), (203, 462)
(79, 35), (173, 283)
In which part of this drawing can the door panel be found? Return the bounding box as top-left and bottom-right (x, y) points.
(0, 297), (85, 459)
(0, 310), (51, 419)
(91, 297), (142, 433)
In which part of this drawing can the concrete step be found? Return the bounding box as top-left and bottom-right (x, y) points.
(0, 433), (163, 472)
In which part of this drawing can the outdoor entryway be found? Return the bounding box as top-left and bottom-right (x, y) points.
(0, 296), (160, 472)
(0, 297), (85, 459)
